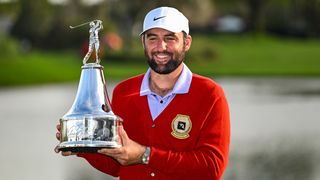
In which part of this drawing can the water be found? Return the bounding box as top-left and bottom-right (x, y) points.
(0, 77), (319, 180)
(219, 77), (320, 180)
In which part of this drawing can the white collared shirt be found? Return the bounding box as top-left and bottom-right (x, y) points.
(140, 63), (192, 120)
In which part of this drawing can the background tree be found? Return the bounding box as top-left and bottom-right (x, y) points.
(10, 0), (54, 47)
(7, 0), (320, 52)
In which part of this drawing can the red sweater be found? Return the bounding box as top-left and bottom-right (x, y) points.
(78, 73), (230, 180)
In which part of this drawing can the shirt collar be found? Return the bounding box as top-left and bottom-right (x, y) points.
(140, 63), (192, 96)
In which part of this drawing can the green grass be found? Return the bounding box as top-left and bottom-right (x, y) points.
(0, 51), (80, 86)
(188, 34), (320, 76)
(1, 34), (320, 87)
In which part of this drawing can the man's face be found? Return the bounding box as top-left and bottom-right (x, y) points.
(142, 28), (192, 74)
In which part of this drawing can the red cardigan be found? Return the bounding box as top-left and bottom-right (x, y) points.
(78, 73), (230, 180)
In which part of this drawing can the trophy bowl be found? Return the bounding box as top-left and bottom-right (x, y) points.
(58, 114), (122, 153)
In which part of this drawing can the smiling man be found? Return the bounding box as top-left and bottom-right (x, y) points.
(56, 6), (230, 180)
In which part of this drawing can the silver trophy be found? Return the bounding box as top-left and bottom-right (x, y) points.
(55, 20), (122, 153)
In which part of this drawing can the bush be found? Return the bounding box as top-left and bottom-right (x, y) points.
(0, 35), (20, 59)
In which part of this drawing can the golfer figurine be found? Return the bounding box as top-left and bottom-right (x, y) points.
(82, 20), (103, 64)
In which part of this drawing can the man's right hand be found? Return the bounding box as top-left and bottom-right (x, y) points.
(55, 124), (76, 156)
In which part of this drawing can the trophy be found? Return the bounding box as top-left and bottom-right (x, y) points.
(55, 20), (122, 153)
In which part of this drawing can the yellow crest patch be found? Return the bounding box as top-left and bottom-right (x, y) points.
(171, 114), (192, 139)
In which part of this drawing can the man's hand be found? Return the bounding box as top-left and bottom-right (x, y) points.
(55, 124), (76, 156)
(98, 125), (146, 166)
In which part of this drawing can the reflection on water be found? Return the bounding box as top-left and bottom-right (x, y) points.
(0, 78), (319, 180)
(225, 136), (320, 180)
(219, 78), (320, 180)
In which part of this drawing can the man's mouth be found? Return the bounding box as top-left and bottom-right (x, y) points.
(153, 52), (172, 63)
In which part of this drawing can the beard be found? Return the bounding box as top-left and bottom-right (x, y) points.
(144, 48), (186, 75)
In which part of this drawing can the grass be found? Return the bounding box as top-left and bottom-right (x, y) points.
(1, 34), (320, 87)
(188, 34), (320, 76)
(0, 51), (81, 86)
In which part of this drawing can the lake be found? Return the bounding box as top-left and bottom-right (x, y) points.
(0, 77), (319, 180)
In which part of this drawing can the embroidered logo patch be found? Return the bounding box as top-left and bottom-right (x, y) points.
(171, 114), (192, 139)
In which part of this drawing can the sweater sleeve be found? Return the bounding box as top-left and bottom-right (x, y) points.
(77, 153), (120, 177)
(147, 95), (230, 179)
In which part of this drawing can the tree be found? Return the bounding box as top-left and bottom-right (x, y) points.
(106, 0), (214, 50)
(10, 0), (54, 46)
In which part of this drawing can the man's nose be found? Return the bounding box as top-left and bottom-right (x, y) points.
(156, 40), (167, 51)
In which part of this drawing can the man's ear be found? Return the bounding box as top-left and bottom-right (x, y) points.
(141, 35), (145, 49)
(184, 35), (192, 51)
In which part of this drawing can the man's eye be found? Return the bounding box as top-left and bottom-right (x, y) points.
(147, 37), (157, 41)
(165, 37), (176, 41)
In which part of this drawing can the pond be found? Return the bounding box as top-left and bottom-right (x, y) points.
(219, 77), (320, 180)
(0, 77), (319, 180)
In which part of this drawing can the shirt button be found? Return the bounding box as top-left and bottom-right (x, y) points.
(150, 172), (155, 177)
(160, 100), (163, 103)
(151, 124), (156, 128)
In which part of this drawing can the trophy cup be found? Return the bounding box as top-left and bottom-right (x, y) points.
(55, 20), (122, 153)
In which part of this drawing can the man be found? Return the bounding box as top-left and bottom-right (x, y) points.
(83, 20), (103, 64)
(56, 6), (230, 180)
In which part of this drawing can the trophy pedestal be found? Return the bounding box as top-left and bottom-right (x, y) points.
(58, 140), (121, 153)
(59, 147), (103, 153)
(56, 115), (122, 153)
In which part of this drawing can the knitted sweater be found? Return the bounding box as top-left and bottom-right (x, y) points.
(78, 73), (230, 180)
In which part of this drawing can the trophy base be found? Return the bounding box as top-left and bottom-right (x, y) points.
(59, 146), (113, 153)
(56, 140), (121, 153)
